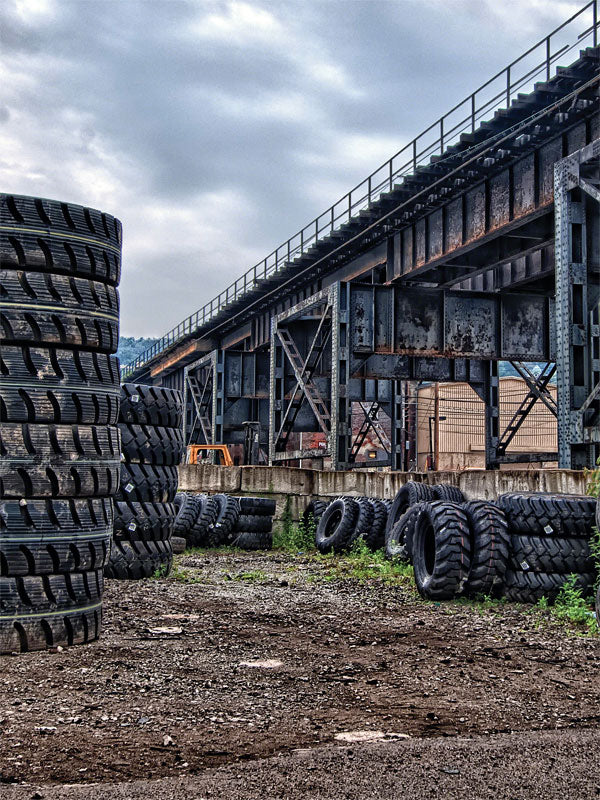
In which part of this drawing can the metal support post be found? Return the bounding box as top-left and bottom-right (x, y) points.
(554, 140), (600, 469)
(470, 360), (499, 469)
(331, 282), (351, 469)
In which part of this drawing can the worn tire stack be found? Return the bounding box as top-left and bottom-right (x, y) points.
(231, 497), (275, 550)
(0, 193), (122, 653)
(104, 384), (183, 579)
(497, 492), (597, 603)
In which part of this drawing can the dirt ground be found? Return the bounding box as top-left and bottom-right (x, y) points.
(1, 550), (599, 798)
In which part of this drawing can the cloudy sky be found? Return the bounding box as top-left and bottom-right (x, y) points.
(0, 0), (586, 337)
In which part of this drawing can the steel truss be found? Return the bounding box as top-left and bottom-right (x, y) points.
(554, 139), (600, 468)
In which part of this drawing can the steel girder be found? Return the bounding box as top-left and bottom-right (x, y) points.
(184, 349), (270, 453)
(554, 138), (600, 468)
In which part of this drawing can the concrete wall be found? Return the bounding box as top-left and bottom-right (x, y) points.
(178, 464), (590, 523)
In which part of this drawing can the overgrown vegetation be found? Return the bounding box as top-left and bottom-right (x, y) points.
(536, 575), (598, 634)
(273, 501), (316, 552)
(308, 538), (415, 586)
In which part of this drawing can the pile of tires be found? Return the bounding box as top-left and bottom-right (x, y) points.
(497, 492), (597, 603)
(314, 496), (391, 554)
(0, 193), (122, 653)
(173, 494), (276, 551)
(381, 483), (596, 605)
(104, 384), (183, 580)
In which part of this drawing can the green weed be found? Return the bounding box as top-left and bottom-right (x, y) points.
(535, 575), (598, 634)
(273, 505), (316, 552)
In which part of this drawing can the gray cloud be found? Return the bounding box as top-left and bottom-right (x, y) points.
(0, 0), (586, 336)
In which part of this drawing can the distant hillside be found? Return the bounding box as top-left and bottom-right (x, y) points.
(117, 336), (157, 367)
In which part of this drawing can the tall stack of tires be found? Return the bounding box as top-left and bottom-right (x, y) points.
(497, 492), (597, 602)
(0, 193), (122, 653)
(105, 384), (183, 579)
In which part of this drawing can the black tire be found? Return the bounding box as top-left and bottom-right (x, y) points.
(412, 501), (472, 600)
(503, 570), (596, 603)
(352, 497), (374, 544)
(188, 495), (219, 547)
(384, 503), (425, 562)
(209, 494), (240, 546)
(115, 463), (178, 503)
(104, 539), (172, 580)
(497, 493), (596, 538)
(385, 482), (435, 538)
(119, 424), (184, 466)
(234, 514), (273, 534)
(113, 501), (175, 543)
(315, 497), (360, 554)
(119, 383), (183, 429)
(0, 345), (120, 425)
(302, 500), (328, 530)
(171, 536), (186, 554)
(0, 570), (103, 653)
(0, 269), (119, 353)
(0, 498), (112, 576)
(362, 499), (388, 551)
(0, 193), (121, 285)
(231, 531), (273, 551)
(238, 497), (276, 516)
(595, 584), (600, 627)
(432, 484), (465, 504)
(463, 500), (510, 596)
(173, 492), (197, 538)
(509, 534), (593, 574)
(0, 423), (120, 498)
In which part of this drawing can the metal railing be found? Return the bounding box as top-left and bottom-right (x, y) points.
(122, 1), (598, 377)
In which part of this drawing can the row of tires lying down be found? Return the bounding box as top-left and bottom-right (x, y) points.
(303, 482), (599, 607)
(172, 493), (276, 552)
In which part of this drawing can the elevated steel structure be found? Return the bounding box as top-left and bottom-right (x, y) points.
(124, 4), (600, 470)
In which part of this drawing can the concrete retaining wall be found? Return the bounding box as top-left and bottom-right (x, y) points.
(178, 465), (590, 523)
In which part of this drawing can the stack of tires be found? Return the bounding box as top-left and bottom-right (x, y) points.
(105, 384), (183, 579)
(498, 492), (597, 603)
(0, 193), (122, 653)
(173, 494), (275, 551)
(231, 497), (275, 550)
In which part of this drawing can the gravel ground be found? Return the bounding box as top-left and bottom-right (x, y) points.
(1, 549), (599, 797)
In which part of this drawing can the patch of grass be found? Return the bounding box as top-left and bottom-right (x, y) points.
(164, 562), (205, 584)
(309, 538), (415, 585)
(231, 569), (269, 583)
(535, 575), (598, 635)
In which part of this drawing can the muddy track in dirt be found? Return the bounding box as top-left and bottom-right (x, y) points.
(1, 550), (599, 792)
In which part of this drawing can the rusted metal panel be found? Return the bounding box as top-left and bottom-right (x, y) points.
(539, 137), (563, 205)
(415, 218), (426, 265)
(401, 227), (413, 273)
(428, 209), (443, 259)
(513, 154), (536, 218)
(374, 286), (394, 351)
(394, 290), (443, 352)
(489, 170), (511, 231)
(393, 232), (403, 278)
(567, 122), (587, 155)
(465, 185), (486, 241)
(350, 286), (375, 352)
(501, 295), (548, 361)
(444, 294), (496, 357)
(445, 197), (463, 252)
(225, 353), (242, 398)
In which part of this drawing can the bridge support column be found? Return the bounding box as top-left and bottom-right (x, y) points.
(330, 282), (351, 470)
(554, 141), (600, 469)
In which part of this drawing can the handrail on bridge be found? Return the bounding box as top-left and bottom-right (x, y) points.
(122, 1), (598, 378)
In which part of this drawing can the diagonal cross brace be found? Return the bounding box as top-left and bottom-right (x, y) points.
(275, 306), (332, 448)
(497, 362), (556, 456)
(349, 402), (390, 463)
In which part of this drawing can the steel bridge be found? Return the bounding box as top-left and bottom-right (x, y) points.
(123, 4), (600, 471)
